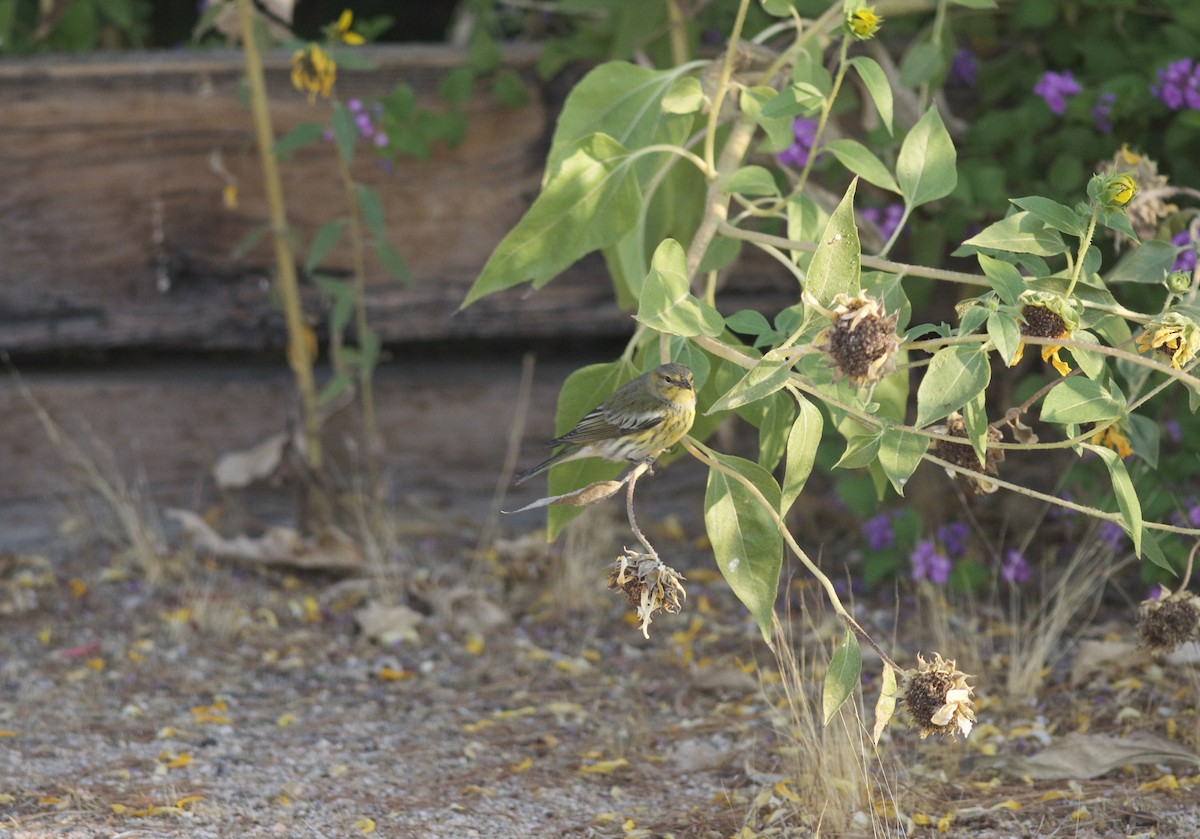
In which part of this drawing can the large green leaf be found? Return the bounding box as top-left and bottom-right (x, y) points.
(546, 61), (699, 179)
(823, 627), (862, 725)
(463, 133), (640, 307)
(704, 449), (784, 643)
(958, 211), (1068, 257)
(896, 106), (957, 209)
(635, 239), (725, 337)
(1082, 443), (1143, 557)
(848, 56), (894, 135)
(1010, 196), (1085, 237)
(915, 344), (991, 428)
(1106, 239), (1180, 285)
(781, 393), (823, 514)
(823, 139), (899, 193)
(708, 348), (794, 413)
(877, 428), (928, 496)
(1040, 378), (1124, 425)
(803, 179), (861, 327)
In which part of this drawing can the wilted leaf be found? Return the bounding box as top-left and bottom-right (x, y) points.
(999, 732), (1200, 780)
(212, 432), (290, 489)
(507, 479), (627, 513)
(872, 663), (898, 745)
(166, 510), (363, 572)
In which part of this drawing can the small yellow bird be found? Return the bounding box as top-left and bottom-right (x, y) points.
(515, 363), (697, 485)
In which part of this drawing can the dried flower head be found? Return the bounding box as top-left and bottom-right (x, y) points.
(904, 653), (976, 739)
(1137, 311), (1200, 370)
(607, 548), (686, 639)
(932, 412), (1004, 494)
(1138, 591), (1200, 654)
(1010, 292), (1079, 376)
(1098, 146), (1177, 241)
(816, 292), (900, 387)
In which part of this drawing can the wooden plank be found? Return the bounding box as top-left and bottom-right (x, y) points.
(1, 45), (794, 353)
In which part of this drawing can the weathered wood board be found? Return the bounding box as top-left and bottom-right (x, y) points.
(0, 45), (793, 354)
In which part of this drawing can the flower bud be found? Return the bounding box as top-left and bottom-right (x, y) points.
(1090, 171), (1137, 210)
(846, 5), (883, 40)
(1168, 270), (1192, 294)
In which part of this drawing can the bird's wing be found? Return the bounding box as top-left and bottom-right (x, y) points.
(552, 406), (663, 445)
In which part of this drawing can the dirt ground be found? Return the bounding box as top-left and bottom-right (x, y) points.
(3, 355), (1200, 838)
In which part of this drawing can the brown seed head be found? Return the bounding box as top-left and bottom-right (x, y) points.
(1137, 592), (1200, 654)
(903, 653), (976, 739)
(934, 412), (1004, 494)
(1021, 305), (1068, 340)
(821, 293), (900, 386)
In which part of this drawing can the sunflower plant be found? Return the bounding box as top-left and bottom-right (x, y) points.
(463, 0), (1200, 735)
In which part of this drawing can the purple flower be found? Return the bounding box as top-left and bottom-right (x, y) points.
(1151, 58), (1200, 111)
(861, 203), (905, 243)
(1097, 520), (1126, 550)
(936, 522), (970, 559)
(949, 49), (977, 87)
(1000, 549), (1030, 585)
(862, 512), (895, 551)
(1034, 70), (1082, 115)
(777, 117), (819, 168)
(911, 540), (951, 584)
(347, 98), (363, 113)
(1147, 583), (1168, 601)
(1092, 91), (1116, 133)
(1172, 230), (1197, 273)
(1165, 419), (1182, 444)
(373, 132), (389, 148)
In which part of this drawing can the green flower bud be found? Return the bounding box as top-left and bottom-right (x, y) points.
(1168, 270), (1192, 294)
(1089, 172), (1137, 210)
(846, 5), (883, 40)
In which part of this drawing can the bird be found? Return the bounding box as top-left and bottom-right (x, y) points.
(515, 363), (697, 485)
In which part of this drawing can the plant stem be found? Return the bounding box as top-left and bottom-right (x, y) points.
(1064, 207), (1099, 299)
(336, 152), (381, 478)
(795, 34), (850, 193)
(625, 462), (656, 557)
(237, 0), (325, 513)
(702, 0), (751, 174)
(666, 0), (689, 69)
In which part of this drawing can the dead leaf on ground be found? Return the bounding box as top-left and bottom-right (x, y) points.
(355, 602), (423, 645)
(167, 509), (363, 572)
(995, 731), (1200, 780)
(212, 432), (290, 489)
(1071, 639), (1200, 686)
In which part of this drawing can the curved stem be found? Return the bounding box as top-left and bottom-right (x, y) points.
(795, 35), (850, 193)
(703, 0), (752, 174)
(1064, 207), (1099, 299)
(683, 438), (903, 670)
(625, 461), (655, 556)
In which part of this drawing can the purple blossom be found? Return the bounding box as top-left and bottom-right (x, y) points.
(948, 49), (977, 87)
(936, 522), (970, 559)
(862, 512), (895, 551)
(1034, 70), (1082, 115)
(1097, 520), (1126, 550)
(910, 540), (951, 584)
(1000, 549), (1030, 585)
(1147, 583), (1168, 601)
(1092, 91), (1116, 133)
(861, 203), (904, 243)
(1172, 230), (1197, 273)
(1151, 58), (1200, 111)
(1165, 419), (1182, 444)
(777, 117), (819, 168)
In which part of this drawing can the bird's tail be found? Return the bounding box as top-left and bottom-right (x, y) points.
(514, 448), (568, 485)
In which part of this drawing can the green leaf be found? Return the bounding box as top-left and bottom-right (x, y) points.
(1106, 239), (1180, 285)
(822, 628), (862, 725)
(877, 428), (927, 496)
(635, 239), (724, 337)
(1010, 196), (1085, 237)
(915, 345), (991, 428)
(1039, 378), (1123, 425)
(463, 134), (640, 307)
(546, 360), (639, 539)
(232, 223), (269, 258)
(834, 430), (883, 470)
(847, 56), (893, 134)
(661, 75), (704, 114)
(374, 238), (412, 285)
(722, 165), (780, 197)
(962, 389), (989, 464)
(492, 69), (529, 108)
(439, 65), (475, 104)
(313, 274), (356, 337)
(1069, 330), (1105, 380)
(355, 184), (387, 236)
(273, 122), (324, 161)
(958, 212), (1068, 257)
(742, 86), (794, 152)
(823, 139), (899, 193)
(1082, 443), (1143, 557)
(708, 348), (794, 413)
(987, 310), (1022, 365)
(759, 392), (795, 473)
(896, 107), (957, 209)
(305, 219), (346, 273)
(761, 0), (796, 15)
(804, 179), (861, 318)
(899, 41), (944, 88)
(331, 101), (357, 165)
(318, 371), (354, 406)
(951, 0), (996, 7)
(781, 394), (822, 514)
(546, 61), (697, 178)
(977, 253), (1027, 304)
(704, 449), (784, 643)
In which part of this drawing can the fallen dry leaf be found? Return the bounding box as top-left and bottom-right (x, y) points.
(996, 730), (1200, 780)
(212, 432), (290, 489)
(167, 509), (363, 572)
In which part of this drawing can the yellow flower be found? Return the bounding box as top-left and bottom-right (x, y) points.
(291, 43), (337, 103)
(1099, 172), (1137, 209)
(846, 6), (883, 39)
(1090, 425), (1133, 459)
(1137, 311), (1200, 370)
(332, 10), (364, 45)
